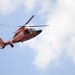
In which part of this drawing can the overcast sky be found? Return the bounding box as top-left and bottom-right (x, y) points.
(0, 0), (75, 75)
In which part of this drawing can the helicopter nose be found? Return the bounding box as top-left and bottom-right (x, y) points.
(36, 30), (42, 34)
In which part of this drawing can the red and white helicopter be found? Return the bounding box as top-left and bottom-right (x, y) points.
(0, 15), (48, 49)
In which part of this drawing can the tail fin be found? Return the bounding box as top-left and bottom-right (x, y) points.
(0, 38), (6, 49)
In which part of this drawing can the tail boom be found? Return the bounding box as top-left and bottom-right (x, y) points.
(0, 38), (14, 49)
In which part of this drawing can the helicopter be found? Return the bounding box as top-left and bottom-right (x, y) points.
(0, 15), (48, 49)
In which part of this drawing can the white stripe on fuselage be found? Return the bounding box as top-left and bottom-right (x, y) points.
(10, 38), (13, 44)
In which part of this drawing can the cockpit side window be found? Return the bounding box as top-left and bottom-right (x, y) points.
(28, 28), (36, 34)
(24, 29), (30, 34)
(31, 28), (36, 31)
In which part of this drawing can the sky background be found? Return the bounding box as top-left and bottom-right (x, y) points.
(0, 0), (75, 75)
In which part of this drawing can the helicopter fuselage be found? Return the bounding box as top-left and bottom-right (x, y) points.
(0, 15), (48, 49)
(5, 27), (42, 47)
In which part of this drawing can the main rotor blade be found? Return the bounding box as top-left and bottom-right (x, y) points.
(0, 24), (19, 27)
(24, 15), (35, 25)
(0, 15), (35, 27)
(0, 24), (49, 28)
(25, 25), (49, 27)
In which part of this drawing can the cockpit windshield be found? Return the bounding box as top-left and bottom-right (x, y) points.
(28, 28), (36, 34)
(31, 28), (36, 31)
